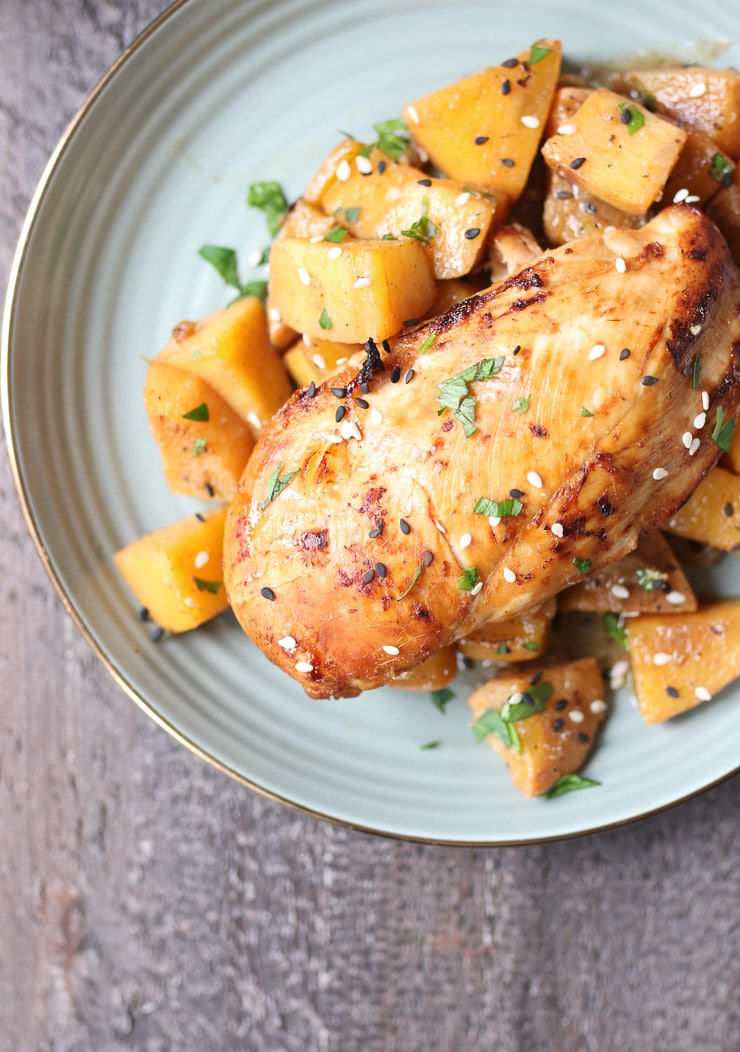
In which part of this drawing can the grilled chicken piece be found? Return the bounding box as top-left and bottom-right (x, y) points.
(224, 206), (740, 698)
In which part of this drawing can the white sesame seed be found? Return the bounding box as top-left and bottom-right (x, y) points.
(509, 692), (524, 706)
(695, 686), (712, 701)
(694, 411), (707, 429)
(503, 567), (516, 583)
(690, 323), (702, 336)
(298, 266), (311, 286)
(702, 390), (710, 411)
(327, 245), (342, 259)
(278, 636), (297, 651)
(459, 533), (472, 550)
(488, 516), (501, 528)
(521, 114), (540, 129)
(336, 357), (347, 366)
(385, 186), (403, 202)
(611, 584), (630, 600)
(310, 234), (323, 243)
(682, 431), (693, 449)
(434, 520), (447, 534)
(590, 697), (609, 714)
(370, 407), (383, 425)
(336, 159), (351, 181)
(268, 307), (281, 323)
(382, 644), (400, 656)
(353, 276), (371, 289)
(184, 597), (196, 608)
(568, 709), (585, 723)
(455, 191), (471, 205)
(557, 123), (577, 135)
(407, 104), (420, 124)
(312, 353), (326, 369)
(685, 194), (701, 204)
(689, 437), (700, 456)
(652, 467), (669, 480)
(653, 652), (672, 666)
(194, 550), (209, 569)
(615, 257), (626, 273)
(327, 435), (343, 444)
(665, 591), (686, 606)
(302, 333), (312, 345)
(673, 187), (690, 203)
(247, 249), (263, 267)
(527, 470), (543, 489)
(295, 660), (314, 673)
(588, 343), (606, 361)
(471, 581), (483, 596)
(247, 411), (261, 431)
(689, 81), (707, 97)
(551, 522), (564, 538)
(609, 660), (630, 690)
(340, 419), (362, 441)
(355, 154), (373, 175)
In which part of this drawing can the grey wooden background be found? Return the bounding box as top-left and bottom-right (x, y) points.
(1, 2), (738, 1050)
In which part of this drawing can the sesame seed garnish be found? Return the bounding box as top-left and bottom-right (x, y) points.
(459, 533), (472, 550)
(685, 194), (701, 203)
(570, 156), (586, 170)
(471, 581), (483, 596)
(340, 419), (362, 441)
(354, 397), (369, 409)
(260, 586), (275, 601)
(521, 115), (540, 129)
(641, 375), (658, 386)
(417, 178), (432, 186)
(652, 467), (668, 480)
(312, 353), (326, 371)
(694, 411), (707, 429)
(307, 381), (317, 398)
(665, 591), (686, 605)
(551, 522), (564, 538)
(362, 568), (375, 585)
(552, 718), (565, 732)
(555, 699), (568, 711)
(689, 438), (700, 456)
(588, 343), (605, 361)
(403, 317), (420, 327)
(375, 562), (387, 578)
(619, 348), (631, 361)
(682, 431), (693, 449)
(310, 234), (323, 243)
(689, 81), (707, 97)
(204, 482), (215, 498)
(590, 698), (608, 714)
(390, 365), (401, 383)
(278, 636), (296, 651)
(527, 470), (543, 489)
(335, 405), (347, 423)
(509, 488), (524, 499)
(336, 159), (351, 181)
(407, 104), (420, 124)
(474, 135), (490, 145)
(620, 106), (632, 125)
(689, 324), (703, 337)
(139, 607), (150, 622)
(353, 276), (371, 289)
(368, 524), (383, 538)
(666, 685), (680, 698)
(298, 267), (311, 286)
(330, 386), (347, 398)
(377, 160), (387, 174)
(151, 626), (165, 642)
(501, 79), (511, 95)
(268, 307), (281, 322)
(355, 155), (373, 175)
(502, 57), (518, 68)
(434, 520), (447, 534)
(555, 189), (573, 200)
(464, 227), (481, 239)
(370, 408), (383, 425)
(184, 597), (196, 608)
(695, 686), (712, 701)
(382, 644), (400, 656)
(247, 249), (263, 267)
(702, 390), (710, 410)
(328, 246), (342, 259)
(653, 652), (672, 666)
(194, 512), (206, 522)
(611, 584), (630, 600)
(194, 550), (209, 569)
(405, 369), (415, 384)
(501, 158), (515, 168)
(513, 344), (521, 355)
(455, 191), (471, 205)
(503, 567), (516, 583)
(423, 550), (434, 567)
(568, 709), (585, 723)
(615, 257), (627, 273)
(295, 660), (314, 673)
(557, 123), (577, 135)
(725, 502), (734, 516)
(673, 187), (690, 203)
(577, 732), (590, 743)
(399, 518), (411, 535)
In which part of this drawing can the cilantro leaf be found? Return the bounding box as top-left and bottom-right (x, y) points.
(197, 245), (268, 303)
(501, 681), (553, 722)
(712, 405), (736, 453)
(260, 462), (299, 509)
(544, 773), (601, 798)
(604, 612), (630, 650)
(456, 566), (480, 591)
(438, 357), (506, 437)
(324, 225), (349, 243)
(573, 557), (592, 574)
(192, 437), (208, 458)
(471, 707), (519, 751)
(247, 180), (290, 237)
(474, 497), (523, 518)
(373, 117), (411, 160)
(635, 567), (668, 592)
(401, 197), (438, 244)
(618, 102), (646, 135)
(431, 687), (455, 713)
(709, 152), (735, 186)
(512, 395), (530, 414)
(182, 402), (209, 422)
(193, 577), (222, 595)
(529, 41), (552, 65)
(420, 740), (442, 750)
(319, 308), (333, 330)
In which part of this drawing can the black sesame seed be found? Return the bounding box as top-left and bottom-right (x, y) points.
(362, 568), (375, 584)
(552, 718), (565, 732)
(620, 106), (632, 124)
(512, 344), (521, 355)
(724, 502), (734, 517)
(502, 57), (518, 67)
(405, 369), (415, 383)
(577, 732), (590, 743)
(139, 607), (150, 622)
(521, 693), (536, 707)
(501, 157), (515, 168)
(377, 160), (387, 174)
(619, 347), (631, 361)
(501, 78), (511, 95)
(359, 381), (370, 394)
(368, 525), (383, 538)
(330, 386), (347, 398)
(390, 365), (401, 383)
(354, 397), (369, 409)
(335, 405), (347, 423)
(570, 156), (587, 170)
(205, 482), (215, 498)
(554, 698), (568, 711)
(666, 685), (680, 698)
(151, 626), (165, 643)
(195, 512), (206, 522)
(423, 550), (434, 567)
(474, 135), (490, 145)
(382, 340), (392, 354)
(582, 201), (597, 215)
(529, 670), (543, 685)
(509, 488), (524, 499)
(403, 318), (420, 327)
(307, 380), (317, 398)
(464, 227), (481, 239)
(399, 518), (411, 535)
(417, 177), (432, 186)
(555, 190), (573, 200)
(374, 562), (387, 578)
(641, 375), (659, 386)
(260, 587), (275, 601)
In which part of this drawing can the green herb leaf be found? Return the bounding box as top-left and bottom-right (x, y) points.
(240, 280), (269, 303)
(438, 356), (506, 437)
(581, 407), (594, 418)
(604, 611), (630, 650)
(344, 206), (362, 223)
(420, 740), (441, 750)
(573, 557), (592, 574)
(618, 102), (646, 135)
(319, 308), (333, 330)
(501, 681), (553, 722)
(471, 707), (519, 751)
(247, 180), (290, 237)
(418, 332), (437, 354)
(521, 641), (540, 652)
(373, 117), (411, 160)
(396, 563), (423, 601)
(358, 143), (373, 158)
(544, 773), (601, 798)
(401, 197), (439, 244)
(635, 567), (668, 592)
(381, 232), (397, 240)
(529, 41), (552, 65)
(260, 462), (300, 510)
(512, 395), (530, 414)
(691, 352), (701, 390)
(324, 225), (349, 243)
(712, 405), (736, 453)
(456, 566), (480, 591)
(431, 687), (455, 713)
(192, 437), (208, 458)
(193, 577), (222, 595)
(182, 402), (209, 422)
(198, 245), (242, 290)
(473, 497), (523, 518)
(496, 642), (510, 655)
(709, 152), (735, 185)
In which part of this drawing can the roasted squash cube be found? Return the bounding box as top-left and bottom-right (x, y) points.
(283, 335), (362, 388)
(663, 466), (740, 553)
(389, 646), (458, 691)
(659, 128), (734, 210)
(458, 597), (556, 662)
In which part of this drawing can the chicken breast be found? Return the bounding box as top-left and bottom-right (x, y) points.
(224, 206), (740, 698)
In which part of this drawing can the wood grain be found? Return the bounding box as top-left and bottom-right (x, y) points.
(1, 3), (738, 1050)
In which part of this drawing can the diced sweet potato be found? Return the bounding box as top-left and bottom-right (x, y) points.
(155, 297), (292, 436)
(625, 599), (740, 722)
(616, 66), (740, 158)
(541, 87), (687, 215)
(268, 235), (436, 342)
(114, 505), (229, 632)
(659, 128), (734, 209)
(283, 335), (361, 388)
(458, 597), (556, 662)
(144, 361), (254, 501)
(403, 40), (561, 203)
(467, 657), (607, 796)
(663, 466), (740, 554)
(559, 532), (697, 615)
(389, 646), (458, 691)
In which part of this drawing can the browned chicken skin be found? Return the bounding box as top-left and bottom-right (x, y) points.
(224, 206), (740, 698)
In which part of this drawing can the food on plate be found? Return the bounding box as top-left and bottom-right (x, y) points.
(457, 597), (557, 664)
(663, 465), (740, 552)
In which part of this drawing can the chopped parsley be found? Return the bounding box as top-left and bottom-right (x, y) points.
(635, 567), (668, 592)
(438, 356), (506, 437)
(192, 437), (208, 458)
(501, 681), (553, 721)
(691, 352), (701, 390)
(709, 152), (735, 186)
(193, 577), (222, 594)
(512, 395), (531, 414)
(544, 773), (601, 798)
(373, 117), (411, 160)
(431, 687), (455, 713)
(260, 462), (299, 509)
(401, 197), (438, 244)
(581, 407), (594, 418)
(182, 402), (209, 422)
(471, 707), (520, 752)
(529, 41), (552, 65)
(604, 611), (630, 650)
(324, 225), (349, 243)
(319, 308), (333, 330)
(456, 566), (480, 591)
(573, 557), (592, 574)
(712, 406), (736, 453)
(473, 496), (523, 518)
(396, 563), (423, 601)
(197, 245), (268, 303)
(420, 740), (442, 750)
(521, 641), (540, 652)
(618, 102), (645, 135)
(247, 180), (290, 237)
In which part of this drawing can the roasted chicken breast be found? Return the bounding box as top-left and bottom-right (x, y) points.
(224, 206), (740, 698)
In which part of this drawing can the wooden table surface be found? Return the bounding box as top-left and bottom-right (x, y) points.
(1, 2), (738, 1049)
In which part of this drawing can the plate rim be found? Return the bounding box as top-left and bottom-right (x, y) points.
(2, 0), (738, 846)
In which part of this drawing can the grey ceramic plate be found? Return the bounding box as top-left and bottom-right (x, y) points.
(3, 0), (740, 843)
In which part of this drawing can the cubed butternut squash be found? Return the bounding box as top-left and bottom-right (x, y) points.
(458, 597), (556, 662)
(268, 235), (436, 342)
(389, 646), (458, 691)
(659, 128), (734, 210)
(144, 361), (254, 501)
(283, 335), (361, 388)
(625, 599), (740, 722)
(663, 466), (740, 553)
(114, 505), (229, 632)
(467, 657), (607, 796)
